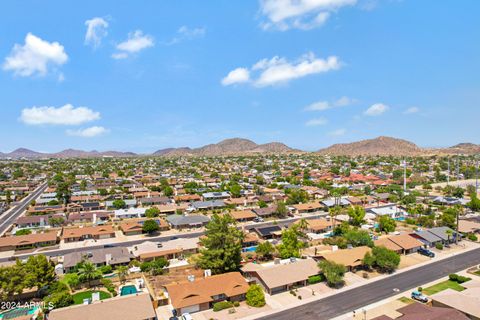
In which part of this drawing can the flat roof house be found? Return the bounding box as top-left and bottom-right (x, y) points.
(114, 207), (146, 219)
(317, 246), (371, 271)
(241, 258), (319, 295)
(253, 225), (282, 239)
(48, 292), (156, 320)
(227, 210), (257, 222)
(165, 272), (249, 315)
(292, 202), (324, 214)
(166, 214), (210, 229)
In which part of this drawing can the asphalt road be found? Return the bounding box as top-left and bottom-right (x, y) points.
(0, 212), (328, 262)
(0, 182), (48, 235)
(258, 247), (480, 320)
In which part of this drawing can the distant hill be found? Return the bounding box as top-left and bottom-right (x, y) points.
(439, 143), (480, 155)
(153, 138), (298, 156)
(0, 148), (137, 159)
(318, 136), (423, 156)
(7, 148), (45, 158)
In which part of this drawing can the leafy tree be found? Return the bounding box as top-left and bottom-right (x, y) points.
(257, 200), (268, 208)
(467, 193), (480, 211)
(441, 207), (459, 229)
(275, 202), (288, 218)
(378, 216), (396, 233)
(145, 207), (160, 218)
(142, 219), (159, 234)
(318, 260), (346, 287)
(78, 261), (102, 287)
(228, 183), (242, 198)
(63, 273), (79, 290)
(255, 241), (275, 260)
(453, 187), (464, 198)
(197, 214), (244, 274)
(112, 199), (126, 209)
(369, 246), (400, 273)
(24, 255), (55, 289)
(362, 251), (375, 269)
(163, 186), (174, 197)
(348, 206), (366, 226)
(277, 225), (304, 258)
(344, 229), (373, 247)
(246, 284), (266, 307)
(48, 217), (64, 227)
(0, 263), (26, 300)
(44, 291), (74, 309)
(285, 189), (309, 205)
(15, 229), (32, 236)
(116, 266), (129, 283)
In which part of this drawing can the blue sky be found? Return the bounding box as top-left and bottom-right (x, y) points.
(0, 0), (479, 153)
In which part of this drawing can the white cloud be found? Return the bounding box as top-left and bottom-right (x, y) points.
(167, 26), (206, 45)
(364, 103), (389, 116)
(304, 96), (354, 111)
(259, 0), (357, 30)
(3, 33), (68, 77)
(305, 117), (327, 126)
(112, 30), (154, 59)
(85, 17), (109, 48)
(223, 52), (341, 87)
(20, 104), (100, 125)
(403, 106), (419, 114)
(221, 68), (250, 86)
(66, 126), (109, 138)
(329, 128), (346, 136)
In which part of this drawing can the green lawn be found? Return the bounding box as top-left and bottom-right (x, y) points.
(72, 290), (111, 304)
(422, 280), (465, 296)
(474, 270), (480, 276)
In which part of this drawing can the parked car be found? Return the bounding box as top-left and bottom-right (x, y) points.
(418, 247), (435, 258)
(253, 217), (264, 223)
(411, 290), (428, 303)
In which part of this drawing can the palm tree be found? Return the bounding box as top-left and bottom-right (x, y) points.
(298, 218), (309, 231)
(445, 229), (453, 245)
(116, 266), (129, 284)
(78, 261), (101, 288)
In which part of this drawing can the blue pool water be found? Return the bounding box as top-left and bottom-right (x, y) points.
(120, 285), (138, 296)
(242, 246), (257, 252)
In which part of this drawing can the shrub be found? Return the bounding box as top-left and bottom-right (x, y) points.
(213, 301), (233, 312)
(233, 301), (240, 307)
(449, 273), (471, 283)
(467, 233), (478, 241)
(435, 243), (444, 250)
(99, 265), (113, 274)
(246, 284), (266, 307)
(307, 274), (324, 285)
(418, 287), (423, 292)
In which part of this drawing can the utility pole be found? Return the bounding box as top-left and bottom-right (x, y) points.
(476, 159), (478, 195)
(403, 159), (407, 193)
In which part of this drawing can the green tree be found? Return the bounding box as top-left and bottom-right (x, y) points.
(246, 284), (266, 307)
(344, 229), (373, 247)
(467, 193), (480, 211)
(255, 241), (275, 260)
(362, 251), (375, 269)
(145, 207), (160, 218)
(63, 273), (80, 290)
(44, 291), (74, 309)
(197, 214), (244, 274)
(78, 261), (102, 287)
(228, 183), (242, 198)
(163, 186), (174, 197)
(348, 206), (366, 227)
(378, 216), (396, 233)
(0, 263), (26, 300)
(370, 246), (400, 273)
(285, 189), (309, 205)
(441, 207), (459, 229)
(275, 202), (288, 218)
(23, 255), (55, 289)
(277, 225), (304, 258)
(318, 260), (346, 287)
(142, 219), (159, 234)
(116, 266), (129, 283)
(257, 200), (267, 208)
(112, 199), (126, 209)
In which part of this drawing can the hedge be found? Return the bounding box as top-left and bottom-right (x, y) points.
(308, 274), (324, 285)
(213, 301), (234, 312)
(448, 273), (471, 283)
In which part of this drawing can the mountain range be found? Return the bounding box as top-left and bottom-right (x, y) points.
(1, 137), (479, 158)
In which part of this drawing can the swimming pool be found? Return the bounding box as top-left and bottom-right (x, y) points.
(120, 285), (138, 296)
(242, 246), (257, 253)
(0, 307), (37, 320)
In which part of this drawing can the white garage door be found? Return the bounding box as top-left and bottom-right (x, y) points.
(181, 305), (200, 314)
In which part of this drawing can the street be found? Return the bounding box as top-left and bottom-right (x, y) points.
(258, 247), (480, 320)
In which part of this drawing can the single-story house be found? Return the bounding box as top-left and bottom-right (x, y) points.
(367, 204), (406, 219)
(410, 230), (443, 248)
(129, 238), (199, 260)
(252, 225), (282, 239)
(114, 208), (146, 219)
(292, 202), (324, 214)
(317, 246), (371, 271)
(67, 211), (111, 224)
(371, 301), (469, 320)
(295, 218), (332, 234)
(138, 196), (171, 206)
(321, 198), (351, 208)
(62, 225), (116, 243)
(252, 206), (277, 219)
(377, 234), (424, 254)
(241, 258), (319, 295)
(202, 191), (231, 201)
(189, 200), (225, 211)
(48, 292), (156, 320)
(228, 210), (257, 222)
(106, 199), (137, 209)
(458, 220), (480, 234)
(119, 219), (169, 236)
(62, 247), (133, 272)
(165, 272), (249, 314)
(427, 226), (462, 244)
(15, 214), (65, 228)
(430, 280), (480, 320)
(374, 237), (403, 254)
(0, 232), (58, 252)
(166, 214), (210, 229)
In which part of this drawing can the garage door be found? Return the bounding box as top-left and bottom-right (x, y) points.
(181, 305), (200, 314)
